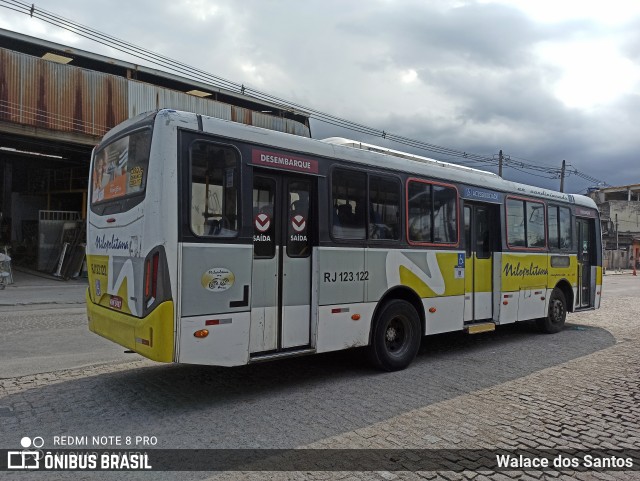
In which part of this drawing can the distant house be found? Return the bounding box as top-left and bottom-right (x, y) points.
(589, 184), (640, 270)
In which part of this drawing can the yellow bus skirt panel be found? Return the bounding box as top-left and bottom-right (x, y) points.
(86, 289), (175, 362)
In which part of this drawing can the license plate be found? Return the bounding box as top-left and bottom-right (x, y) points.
(109, 296), (123, 310)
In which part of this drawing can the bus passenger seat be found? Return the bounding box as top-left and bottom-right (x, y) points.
(337, 204), (353, 226)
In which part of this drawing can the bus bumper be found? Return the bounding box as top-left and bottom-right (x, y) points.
(86, 289), (175, 362)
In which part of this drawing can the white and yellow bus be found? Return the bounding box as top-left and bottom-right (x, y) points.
(86, 109), (602, 371)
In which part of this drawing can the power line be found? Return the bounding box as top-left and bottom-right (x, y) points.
(508, 154), (566, 173)
(0, 0), (612, 188)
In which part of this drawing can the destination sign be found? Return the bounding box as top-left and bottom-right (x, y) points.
(462, 187), (503, 204)
(252, 149), (319, 174)
(576, 207), (597, 218)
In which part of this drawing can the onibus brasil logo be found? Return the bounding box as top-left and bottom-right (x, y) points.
(6, 435), (153, 471)
(7, 436), (44, 469)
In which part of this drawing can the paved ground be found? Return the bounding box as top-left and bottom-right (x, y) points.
(0, 268), (87, 307)
(0, 274), (638, 480)
(0, 305), (135, 378)
(0, 270), (131, 377)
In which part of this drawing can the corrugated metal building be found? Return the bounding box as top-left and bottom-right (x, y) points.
(0, 45), (311, 138)
(0, 28), (310, 270)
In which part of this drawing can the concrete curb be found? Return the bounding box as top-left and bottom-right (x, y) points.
(603, 271), (637, 276)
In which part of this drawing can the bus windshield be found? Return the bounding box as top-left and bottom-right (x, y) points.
(91, 129), (151, 206)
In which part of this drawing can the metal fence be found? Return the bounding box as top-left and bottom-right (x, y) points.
(37, 210), (81, 272)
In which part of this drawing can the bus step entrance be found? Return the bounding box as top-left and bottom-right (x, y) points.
(464, 322), (496, 335)
(250, 348), (316, 363)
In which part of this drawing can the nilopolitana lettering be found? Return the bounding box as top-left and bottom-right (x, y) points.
(95, 234), (130, 251)
(503, 262), (548, 278)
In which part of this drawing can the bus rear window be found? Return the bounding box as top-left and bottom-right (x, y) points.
(91, 129), (151, 205)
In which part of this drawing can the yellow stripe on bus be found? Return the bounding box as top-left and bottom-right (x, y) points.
(87, 289), (174, 362)
(398, 252), (464, 298)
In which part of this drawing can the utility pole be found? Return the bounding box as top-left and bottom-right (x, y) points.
(616, 213), (619, 272)
(498, 150), (503, 178)
(559, 159), (566, 193)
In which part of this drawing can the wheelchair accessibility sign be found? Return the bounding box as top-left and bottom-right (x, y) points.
(454, 253), (465, 279)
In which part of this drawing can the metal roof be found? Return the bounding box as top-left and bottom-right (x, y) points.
(322, 137), (500, 179)
(0, 27), (310, 120)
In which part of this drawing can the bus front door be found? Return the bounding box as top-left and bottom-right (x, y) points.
(250, 173), (313, 354)
(576, 217), (595, 308)
(464, 204), (495, 322)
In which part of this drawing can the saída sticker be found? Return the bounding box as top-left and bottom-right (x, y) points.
(201, 268), (235, 292)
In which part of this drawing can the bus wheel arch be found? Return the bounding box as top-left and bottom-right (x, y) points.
(367, 287), (424, 371)
(554, 279), (574, 313)
(537, 287), (567, 334)
(370, 287), (426, 343)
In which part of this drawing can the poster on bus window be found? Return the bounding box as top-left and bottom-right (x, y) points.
(92, 136), (143, 203)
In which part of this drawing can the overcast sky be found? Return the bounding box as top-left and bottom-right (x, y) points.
(2, 0), (639, 193)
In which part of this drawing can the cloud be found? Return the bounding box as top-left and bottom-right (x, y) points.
(348, 2), (540, 68)
(1, 0), (639, 192)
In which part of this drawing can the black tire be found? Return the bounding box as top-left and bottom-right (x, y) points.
(536, 288), (567, 334)
(368, 299), (421, 371)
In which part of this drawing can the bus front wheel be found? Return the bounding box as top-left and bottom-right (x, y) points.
(368, 299), (421, 371)
(536, 288), (567, 334)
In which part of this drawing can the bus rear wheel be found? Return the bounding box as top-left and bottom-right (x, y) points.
(536, 288), (567, 334)
(368, 299), (421, 371)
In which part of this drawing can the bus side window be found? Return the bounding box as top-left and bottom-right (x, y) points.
(464, 206), (471, 257)
(506, 197), (546, 249)
(288, 181), (311, 257)
(253, 177), (275, 258)
(331, 169), (366, 240)
(506, 198), (526, 247)
(408, 180), (457, 245)
(190, 142), (239, 238)
(476, 206), (490, 259)
(369, 175), (400, 241)
(548, 205), (573, 251)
